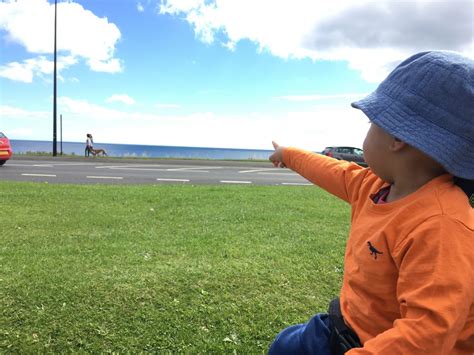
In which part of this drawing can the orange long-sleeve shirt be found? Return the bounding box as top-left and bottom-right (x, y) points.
(282, 147), (474, 354)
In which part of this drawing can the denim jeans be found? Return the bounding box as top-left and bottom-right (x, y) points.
(269, 313), (332, 355)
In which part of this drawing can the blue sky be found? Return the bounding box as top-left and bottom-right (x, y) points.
(0, 0), (473, 150)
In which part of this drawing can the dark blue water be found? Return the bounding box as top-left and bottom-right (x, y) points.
(10, 140), (274, 160)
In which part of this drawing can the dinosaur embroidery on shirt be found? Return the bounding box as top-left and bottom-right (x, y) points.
(367, 242), (383, 260)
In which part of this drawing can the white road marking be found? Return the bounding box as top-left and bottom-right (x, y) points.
(9, 162), (99, 167)
(8, 163), (52, 167)
(96, 165), (221, 173)
(166, 167), (222, 171)
(95, 166), (213, 173)
(239, 168), (277, 173)
(166, 168), (209, 172)
(156, 178), (190, 182)
(52, 163), (99, 166)
(281, 182), (312, 186)
(95, 167), (166, 171)
(220, 180), (252, 184)
(95, 165), (164, 169)
(21, 173), (57, 177)
(86, 176), (123, 180)
(257, 172), (297, 176)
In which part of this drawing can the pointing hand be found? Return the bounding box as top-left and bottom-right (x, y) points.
(269, 141), (286, 168)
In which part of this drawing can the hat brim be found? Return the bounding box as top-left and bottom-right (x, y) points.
(352, 91), (474, 179)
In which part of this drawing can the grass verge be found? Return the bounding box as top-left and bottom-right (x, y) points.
(0, 182), (350, 353)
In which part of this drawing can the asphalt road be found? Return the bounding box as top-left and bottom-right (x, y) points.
(0, 156), (312, 186)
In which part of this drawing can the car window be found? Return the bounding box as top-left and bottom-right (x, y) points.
(0, 132), (5, 138)
(354, 148), (364, 156)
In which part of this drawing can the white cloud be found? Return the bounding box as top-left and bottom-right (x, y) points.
(5, 128), (35, 138)
(0, 105), (49, 140)
(0, 55), (77, 82)
(0, 0), (122, 80)
(221, 40), (235, 51)
(0, 61), (34, 83)
(159, 0), (474, 82)
(106, 94), (136, 105)
(59, 97), (132, 121)
(1, 98), (369, 151)
(136, 0), (156, 13)
(0, 105), (49, 119)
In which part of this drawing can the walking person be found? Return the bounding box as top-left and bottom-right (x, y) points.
(85, 133), (93, 157)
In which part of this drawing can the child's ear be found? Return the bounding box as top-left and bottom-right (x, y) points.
(389, 137), (406, 152)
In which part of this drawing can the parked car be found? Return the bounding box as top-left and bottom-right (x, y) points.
(321, 146), (367, 167)
(0, 132), (13, 165)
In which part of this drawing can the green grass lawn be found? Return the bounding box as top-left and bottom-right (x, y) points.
(0, 182), (350, 353)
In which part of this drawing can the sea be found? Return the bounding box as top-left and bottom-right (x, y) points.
(10, 140), (274, 161)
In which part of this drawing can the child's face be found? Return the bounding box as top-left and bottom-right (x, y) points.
(363, 123), (394, 182)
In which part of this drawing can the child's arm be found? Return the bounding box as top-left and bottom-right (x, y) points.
(270, 141), (371, 203)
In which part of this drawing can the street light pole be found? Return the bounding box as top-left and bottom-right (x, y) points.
(53, 0), (58, 156)
(60, 114), (63, 155)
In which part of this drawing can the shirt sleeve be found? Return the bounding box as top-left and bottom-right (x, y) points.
(282, 147), (370, 204)
(347, 216), (474, 354)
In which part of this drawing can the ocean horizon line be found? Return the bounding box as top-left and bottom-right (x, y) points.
(10, 139), (274, 160)
(11, 139), (273, 153)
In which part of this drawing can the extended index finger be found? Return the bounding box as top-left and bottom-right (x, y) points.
(272, 141), (279, 150)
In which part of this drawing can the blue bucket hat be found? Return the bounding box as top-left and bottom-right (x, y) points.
(351, 51), (474, 179)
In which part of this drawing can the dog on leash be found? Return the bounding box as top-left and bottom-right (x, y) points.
(91, 148), (108, 157)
